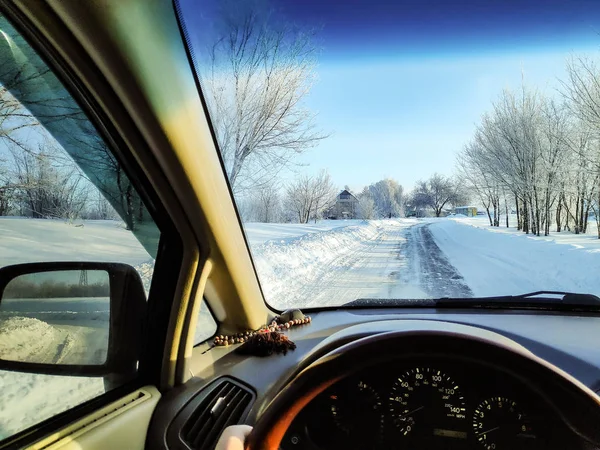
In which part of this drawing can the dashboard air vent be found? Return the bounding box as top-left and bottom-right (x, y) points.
(181, 379), (253, 450)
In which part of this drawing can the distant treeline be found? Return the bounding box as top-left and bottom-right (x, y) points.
(3, 279), (110, 299)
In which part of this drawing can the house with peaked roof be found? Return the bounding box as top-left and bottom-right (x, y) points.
(327, 189), (358, 219)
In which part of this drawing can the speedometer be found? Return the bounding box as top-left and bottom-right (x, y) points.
(388, 367), (467, 438)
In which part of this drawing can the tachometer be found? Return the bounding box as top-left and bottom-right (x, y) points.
(328, 379), (384, 443)
(473, 397), (537, 449)
(389, 367), (467, 437)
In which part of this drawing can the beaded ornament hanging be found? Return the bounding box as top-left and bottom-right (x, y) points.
(213, 309), (311, 356)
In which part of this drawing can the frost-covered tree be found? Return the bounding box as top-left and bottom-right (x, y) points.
(7, 142), (89, 220)
(457, 142), (501, 226)
(285, 170), (335, 223)
(356, 188), (375, 219)
(411, 174), (464, 217)
(363, 178), (404, 218)
(561, 56), (600, 131)
(241, 184), (283, 223)
(203, 1), (327, 193)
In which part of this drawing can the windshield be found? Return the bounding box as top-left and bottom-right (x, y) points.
(177, 0), (600, 309)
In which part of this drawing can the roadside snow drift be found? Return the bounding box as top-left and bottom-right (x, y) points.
(429, 219), (600, 297)
(252, 220), (378, 303)
(0, 317), (60, 361)
(242, 220), (364, 247)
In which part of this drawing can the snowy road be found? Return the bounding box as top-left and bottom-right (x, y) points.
(252, 216), (600, 309)
(297, 220), (416, 306)
(255, 220), (473, 308)
(401, 224), (473, 299)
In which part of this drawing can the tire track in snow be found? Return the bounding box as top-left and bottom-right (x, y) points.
(288, 222), (412, 307)
(398, 223), (473, 298)
(261, 220), (473, 308)
(290, 223), (390, 306)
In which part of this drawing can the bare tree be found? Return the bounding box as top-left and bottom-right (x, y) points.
(561, 56), (600, 130)
(557, 122), (599, 235)
(66, 127), (142, 230)
(412, 174), (465, 217)
(559, 57), (600, 237)
(285, 175), (312, 224)
(538, 99), (570, 235)
(462, 86), (548, 234)
(243, 183), (282, 223)
(82, 190), (119, 220)
(285, 170), (335, 223)
(0, 16), (85, 150)
(204, 3), (327, 193)
(308, 171), (336, 223)
(6, 142), (89, 220)
(457, 143), (501, 226)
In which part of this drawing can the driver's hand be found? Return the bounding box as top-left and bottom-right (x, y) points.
(215, 425), (253, 450)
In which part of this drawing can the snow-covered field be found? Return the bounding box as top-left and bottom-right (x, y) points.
(430, 216), (600, 297)
(2, 215), (600, 438)
(0, 217), (151, 267)
(0, 218), (149, 439)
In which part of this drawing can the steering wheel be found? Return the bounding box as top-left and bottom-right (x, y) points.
(245, 325), (600, 450)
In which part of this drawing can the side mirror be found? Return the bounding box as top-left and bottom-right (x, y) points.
(0, 262), (146, 382)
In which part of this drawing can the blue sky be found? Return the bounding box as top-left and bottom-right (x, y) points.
(298, 48), (598, 192)
(180, 0), (600, 192)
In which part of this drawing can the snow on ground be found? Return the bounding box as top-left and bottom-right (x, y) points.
(0, 372), (105, 440)
(428, 217), (600, 297)
(451, 214), (600, 245)
(0, 217), (156, 291)
(250, 219), (445, 308)
(0, 317), (61, 361)
(248, 216), (600, 308)
(243, 219), (364, 246)
(0, 217), (218, 439)
(0, 218), (150, 267)
(3, 215), (600, 438)
(0, 315), (107, 439)
(0, 218), (150, 439)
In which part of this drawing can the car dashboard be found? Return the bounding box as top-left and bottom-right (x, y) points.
(286, 357), (573, 449)
(147, 309), (600, 450)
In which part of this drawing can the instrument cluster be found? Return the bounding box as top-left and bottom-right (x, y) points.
(283, 358), (577, 449)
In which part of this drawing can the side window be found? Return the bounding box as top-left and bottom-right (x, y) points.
(0, 16), (159, 440)
(194, 301), (217, 346)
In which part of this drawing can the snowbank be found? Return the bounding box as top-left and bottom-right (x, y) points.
(250, 220), (391, 305)
(135, 260), (155, 294)
(0, 315), (106, 439)
(453, 214), (600, 237)
(429, 220), (600, 297)
(243, 219), (364, 247)
(0, 317), (60, 361)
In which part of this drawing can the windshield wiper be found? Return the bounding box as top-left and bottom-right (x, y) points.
(435, 291), (600, 310)
(342, 291), (600, 311)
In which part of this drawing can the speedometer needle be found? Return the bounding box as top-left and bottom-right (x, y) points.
(476, 426), (500, 436)
(399, 406), (425, 419)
